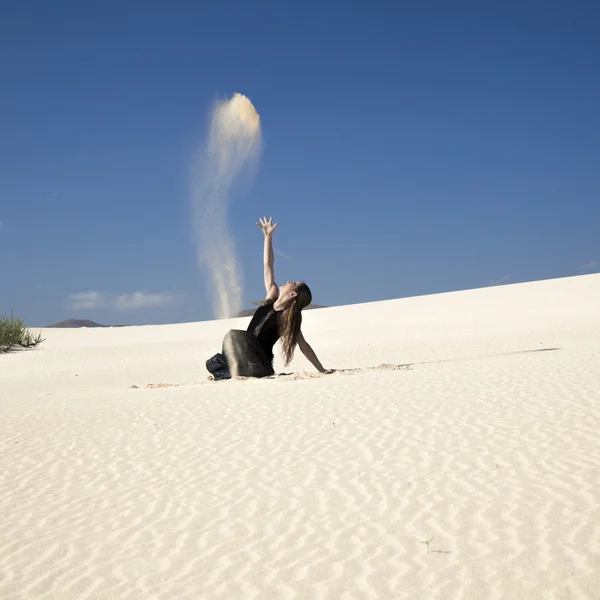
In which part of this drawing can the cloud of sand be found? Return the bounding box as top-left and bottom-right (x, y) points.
(190, 93), (262, 319)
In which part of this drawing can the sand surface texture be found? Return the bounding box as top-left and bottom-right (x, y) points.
(1, 274), (599, 599)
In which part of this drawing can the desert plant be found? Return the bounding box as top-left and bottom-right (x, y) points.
(0, 310), (44, 353)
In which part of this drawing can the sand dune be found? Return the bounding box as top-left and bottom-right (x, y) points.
(1, 274), (599, 598)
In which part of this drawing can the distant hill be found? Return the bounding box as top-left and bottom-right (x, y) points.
(45, 307), (328, 327)
(234, 304), (327, 318)
(46, 319), (116, 328)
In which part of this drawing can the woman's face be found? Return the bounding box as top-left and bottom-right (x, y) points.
(279, 281), (299, 296)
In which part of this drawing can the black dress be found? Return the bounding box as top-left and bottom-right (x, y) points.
(245, 301), (281, 363)
(220, 301), (280, 378)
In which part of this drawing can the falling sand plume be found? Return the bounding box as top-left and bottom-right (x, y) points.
(190, 93), (262, 319)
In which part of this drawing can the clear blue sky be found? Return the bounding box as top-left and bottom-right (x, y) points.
(1, 1), (598, 326)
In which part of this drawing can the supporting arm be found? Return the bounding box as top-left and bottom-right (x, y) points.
(297, 329), (330, 373)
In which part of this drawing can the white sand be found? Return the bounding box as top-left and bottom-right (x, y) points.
(1, 274), (599, 599)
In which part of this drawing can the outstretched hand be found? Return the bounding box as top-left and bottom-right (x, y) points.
(257, 216), (278, 236)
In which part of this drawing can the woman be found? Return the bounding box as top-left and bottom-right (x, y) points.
(206, 216), (330, 379)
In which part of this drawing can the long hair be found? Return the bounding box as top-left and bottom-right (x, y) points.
(279, 283), (312, 366)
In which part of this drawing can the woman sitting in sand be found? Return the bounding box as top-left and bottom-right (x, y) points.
(207, 217), (331, 380)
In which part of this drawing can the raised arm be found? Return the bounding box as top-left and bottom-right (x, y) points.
(257, 216), (279, 301)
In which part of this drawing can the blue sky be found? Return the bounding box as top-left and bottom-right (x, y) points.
(1, 1), (598, 326)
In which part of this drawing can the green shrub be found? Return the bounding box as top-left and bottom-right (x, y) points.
(0, 310), (44, 353)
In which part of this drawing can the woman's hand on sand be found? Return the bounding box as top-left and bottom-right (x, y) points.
(257, 216), (278, 236)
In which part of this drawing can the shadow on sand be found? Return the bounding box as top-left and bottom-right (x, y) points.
(134, 347), (561, 388)
(268, 347), (562, 380)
